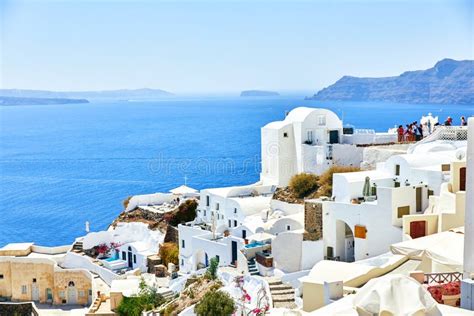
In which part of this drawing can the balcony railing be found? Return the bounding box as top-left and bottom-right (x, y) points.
(424, 272), (462, 285)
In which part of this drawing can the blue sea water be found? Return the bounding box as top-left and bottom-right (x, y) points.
(0, 96), (472, 247)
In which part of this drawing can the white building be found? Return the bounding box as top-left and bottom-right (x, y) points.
(260, 107), (398, 187)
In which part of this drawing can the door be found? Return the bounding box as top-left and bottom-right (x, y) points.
(416, 187), (422, 212)
(242, 230), (246, 239)
(67, 282), (77, 305)
(329, 130), (339, 144)
(32, 283), (39, 301)
(128, 250), (133, 268)
(410, 221), (426, 239)
(46, 288), (53, 303)
(460, 167), (466, 191)
(231, 241), (238, 264)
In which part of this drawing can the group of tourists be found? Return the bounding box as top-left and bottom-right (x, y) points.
(397, 116), (469, 143)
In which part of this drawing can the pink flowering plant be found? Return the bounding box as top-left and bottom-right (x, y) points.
(95, 243), (111, 257)
(233, 276), (270, 316)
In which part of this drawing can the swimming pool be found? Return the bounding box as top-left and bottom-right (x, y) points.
(245, 241), (265, 248)
(103, 256), (120, 262)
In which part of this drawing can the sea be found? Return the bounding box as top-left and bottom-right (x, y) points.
(1, 96), (473, 247)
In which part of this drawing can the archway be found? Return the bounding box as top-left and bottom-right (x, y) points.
(335, 220), (355, 262)
(67, 281), (77, 305)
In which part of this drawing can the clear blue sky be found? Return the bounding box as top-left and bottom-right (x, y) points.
(0, 0), (472, 94)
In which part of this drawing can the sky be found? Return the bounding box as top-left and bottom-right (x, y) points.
(0, 0), (472, 94)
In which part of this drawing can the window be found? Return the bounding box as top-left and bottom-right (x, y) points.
(283, 132), (288, 138)
(441, 164), (451, 172)
(427, 189), (434, 198)
(204, 210), (206, 216)
(78, 290), (85, 297)
(234, 220), (238, 227)
(0, 274), (4, 279)
(122, 251), (126, 260)
(33, 278), (37, 283)
(59, 291), (65, 298)
(318, 115), (326, 126)
(216, 203), (220, 210)
(242, 230), (247, 239)
(395, 164), (400, 176)
(216, 255), (220, 262)
(286, 225), (291, 231)
(181, 240), (185, 248)
(234, 208), (237, 214)
(21, 285), (27, 294)
(228, 220), (231, 227)
(68, 281), (75, 287)
(128, 246), (132, 251)
(181, 259), (184, 266)
(133, 255), (137, 264)
(206, 196), (210, 206)
(397, 206), (410, 218)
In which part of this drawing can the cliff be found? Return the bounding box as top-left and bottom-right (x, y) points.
(309, 59), (473, 104)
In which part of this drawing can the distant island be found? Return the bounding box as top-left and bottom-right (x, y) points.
(240, 90), (280, 97)
(0, 88), (174, 100)
(307, 59), (473, 105)
(0, 96), (89, 106)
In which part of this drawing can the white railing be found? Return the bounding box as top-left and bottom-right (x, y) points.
(408, 126), (468, 153)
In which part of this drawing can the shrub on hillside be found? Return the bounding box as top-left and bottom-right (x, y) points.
(116, 279), (165, 316)
(159, 242), (179, 267)
(317, 165), (360, 198)
(205, 257), (219, 280)
(194, 290), (235, 316)
(168, 199), (198, 226)
(289, 173), (319, 198)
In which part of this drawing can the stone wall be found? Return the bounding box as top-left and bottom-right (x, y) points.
(303, 201), (323, 241)
(164, 225), (179, 244)
(0, 259), (92, 306)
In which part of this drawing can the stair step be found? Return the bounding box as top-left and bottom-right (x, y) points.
(270, 285), (293, 291)
(272, 294), (296, 302)
(273, 302), (297, 309)
(267, 280), (283, 286)
(270, 289), (294, 295)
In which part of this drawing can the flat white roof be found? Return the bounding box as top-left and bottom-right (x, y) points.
(0, 242), (34, 251)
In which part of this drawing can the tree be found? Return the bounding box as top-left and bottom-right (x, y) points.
(289, 173), (319, 198)
(194, 290), (235, 316)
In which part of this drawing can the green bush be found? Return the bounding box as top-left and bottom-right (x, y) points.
(289, 173), (319, 198)
(116, 279), (165, 316)
(194, 290), (235, 316)
(205, 257), (219, 280)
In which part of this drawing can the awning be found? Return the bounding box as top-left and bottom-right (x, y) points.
(390, 227), (464, 272)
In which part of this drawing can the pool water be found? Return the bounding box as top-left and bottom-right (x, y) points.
(104, 256), (120, 262)
(245, 241), (265, 248)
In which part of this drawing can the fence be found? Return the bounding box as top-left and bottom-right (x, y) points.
(424, 272), (462, 285)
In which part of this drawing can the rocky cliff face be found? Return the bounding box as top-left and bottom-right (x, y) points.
(309, 59), (473, 104)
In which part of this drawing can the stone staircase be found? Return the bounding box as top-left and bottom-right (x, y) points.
(267, 278), (297, 309)
(157, 288), (175, 301)
(247, 258), (259, 276)
(72, 241), (83, 253)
